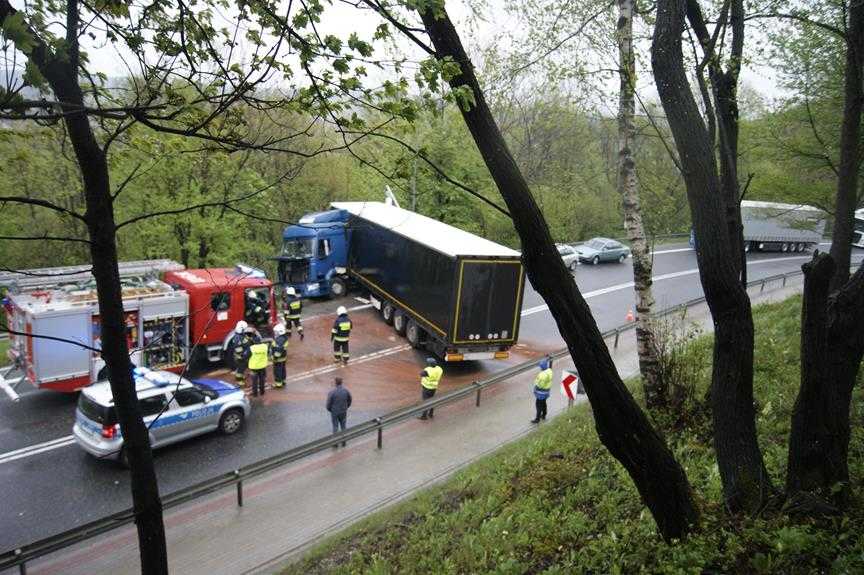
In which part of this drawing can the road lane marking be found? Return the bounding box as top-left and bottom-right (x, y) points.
(652, 247), (694, 255)
(284, 344), (411, 383)
(521, 255), (863, 318)
(0, 435), (75, 465)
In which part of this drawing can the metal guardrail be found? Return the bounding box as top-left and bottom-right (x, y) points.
(0, 269), (806, 573)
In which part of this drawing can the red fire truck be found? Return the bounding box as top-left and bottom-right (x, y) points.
(1, 261), (276, 400)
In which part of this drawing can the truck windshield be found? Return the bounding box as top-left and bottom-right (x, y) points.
(281, 239), (314, 258)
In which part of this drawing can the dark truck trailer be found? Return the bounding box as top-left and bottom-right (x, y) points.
(332, 202), (525, 362)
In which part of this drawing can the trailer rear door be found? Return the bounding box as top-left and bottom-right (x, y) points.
(452, 259), (524, 345)
(32, 311), (91, 384)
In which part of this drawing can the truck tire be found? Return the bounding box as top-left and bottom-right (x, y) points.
(591, 255), (599, 265)
(219, 409), (245, 435)
(330, 277), (347, 297)
(393, 309), (408, 336)
(405, 318), (425, 349)
(382, 301), (395, 325)
(744, 242), (751, 253)
(781, 243), (789, 252)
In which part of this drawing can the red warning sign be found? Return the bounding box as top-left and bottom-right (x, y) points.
(561, 369), (580, 400)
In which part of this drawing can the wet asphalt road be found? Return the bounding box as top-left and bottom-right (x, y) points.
(0, 245), (841, 550)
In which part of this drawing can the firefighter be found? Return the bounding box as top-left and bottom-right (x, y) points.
(228, 321), (258, 386)
(247, 340), (270, 397)
(245, 289), (268, 326)
(271, 323), (289, 388)
(331, 306), (352, 366)
(282, 287), (304, 340)
(419, 357), (443, 420)
(531, 356), (553, 424)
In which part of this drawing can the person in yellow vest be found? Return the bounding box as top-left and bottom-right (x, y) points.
(531, 356), (553, 423)
(271, 323), (289, 388)
(331, 306), (352, 365)
(247, 340), (270, 397)
(418, 357), (443, 420)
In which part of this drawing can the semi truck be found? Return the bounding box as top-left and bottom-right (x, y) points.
(0, 261), (276, 399)
(690, 200), (826, 252)
(276, 201), (526, 361)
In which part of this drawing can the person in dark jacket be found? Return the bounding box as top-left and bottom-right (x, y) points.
(326, 377), (352, 447)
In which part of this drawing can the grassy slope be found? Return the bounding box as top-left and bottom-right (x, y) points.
(287, 296), (864, 574)
(0, 338), (8, 367)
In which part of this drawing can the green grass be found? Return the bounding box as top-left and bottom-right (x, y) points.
(285, 295), (864, 574)
(0, 337), (8, 367)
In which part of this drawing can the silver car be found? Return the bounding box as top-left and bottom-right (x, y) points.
(73, 368), (251, 465)
(576, 237), (631, 265)
(556, 244), (580, 271)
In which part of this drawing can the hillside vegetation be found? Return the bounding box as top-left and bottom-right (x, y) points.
(286, 295), (864, 574)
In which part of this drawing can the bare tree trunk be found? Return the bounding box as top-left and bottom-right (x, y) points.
(653, 0), (772, 513)
(617, 0), (664, 408)
(419, 6), (698, 540)
(829, 0), (864, 292)
(788, 255), (864, 505)
(0, 0), (169, 570)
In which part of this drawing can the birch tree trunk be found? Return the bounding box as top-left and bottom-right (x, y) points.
(617, 0), (664, 408)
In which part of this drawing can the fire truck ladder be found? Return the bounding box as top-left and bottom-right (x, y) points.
(0, 260), (185, 292)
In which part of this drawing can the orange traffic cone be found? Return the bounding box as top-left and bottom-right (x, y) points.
(625, 308), (635, 322)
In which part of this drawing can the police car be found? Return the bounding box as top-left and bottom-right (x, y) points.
(73, 367), (251, 465)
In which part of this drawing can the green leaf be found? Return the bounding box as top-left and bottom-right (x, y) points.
(2, 12), (37, 55)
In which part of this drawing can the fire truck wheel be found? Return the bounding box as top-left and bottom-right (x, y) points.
(219, 409), (245, 435)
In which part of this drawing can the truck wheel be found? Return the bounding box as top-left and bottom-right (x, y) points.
(781, 243), (789, 252)
(393, 309), (407, 336)
(219, 409), (245, 435)
(330, 277), (347, 297)
(382, 301), (395, 325)
(744, 242), (751, 253)
(406, 319), (425, 349)
(592, 255), (600, 265)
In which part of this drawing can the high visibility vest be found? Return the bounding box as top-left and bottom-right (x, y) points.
(271, 335), (288, 362)
(332, 316), (352, 342)
(248, 342), (269, 370)
(534, 368), (553, 391)
(421, 365), (443, 390)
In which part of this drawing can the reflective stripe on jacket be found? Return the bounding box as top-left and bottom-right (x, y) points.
(285, 297), (303, 318)
(421, 365), (443, 390)
(332, 315), (352, 341)
(271, 335), (288, 362)
(248, 342), (269, 370)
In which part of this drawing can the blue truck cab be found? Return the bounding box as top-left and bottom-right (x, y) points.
(276, 209), (351, 298)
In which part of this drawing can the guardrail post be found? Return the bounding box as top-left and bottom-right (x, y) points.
(235, 470), (243, 507)
(474, 382), (481, 407)
(782, 274), (787, 287)
(761, 279), (766, 293)
(376, 418), (383, 449)
(613, 329), (620, 348)
(15, 549), (25, 575)
(680, 304), (687, 320)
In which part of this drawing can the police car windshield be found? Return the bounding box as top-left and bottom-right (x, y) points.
(281, 239), (314, 258)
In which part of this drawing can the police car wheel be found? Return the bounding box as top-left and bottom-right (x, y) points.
(118, 447), (130, 469)
(219, 409), (245, 435)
